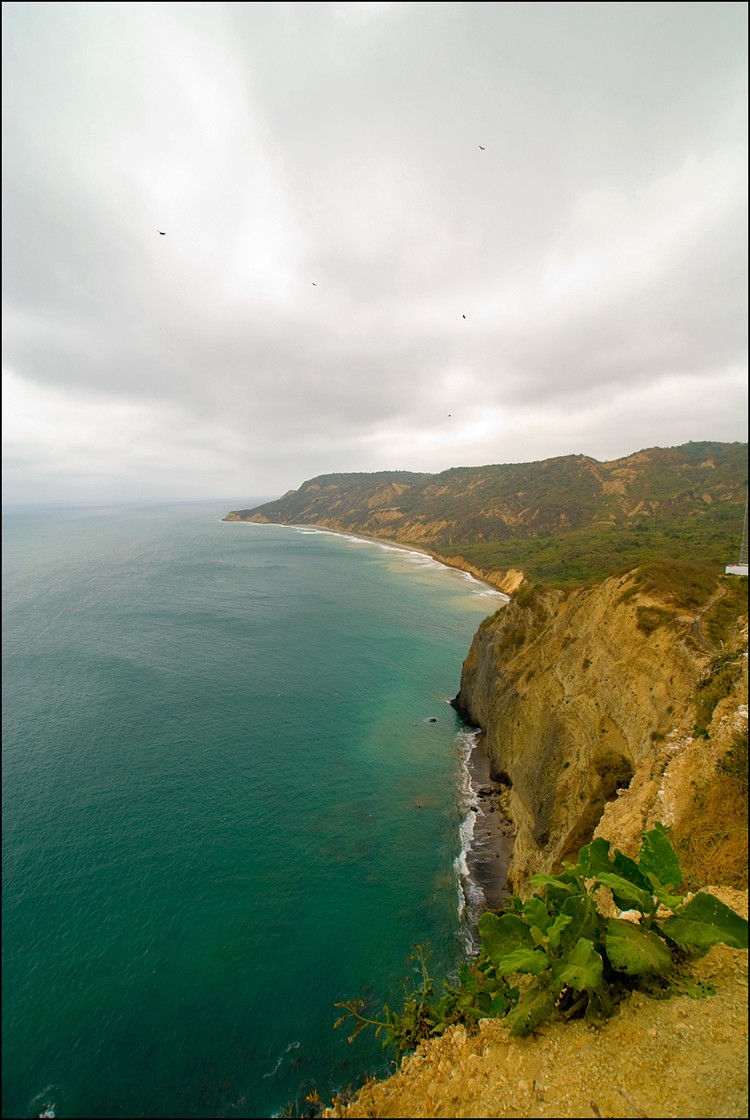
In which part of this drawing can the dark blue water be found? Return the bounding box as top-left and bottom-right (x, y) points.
(2, 500), (503, 1118)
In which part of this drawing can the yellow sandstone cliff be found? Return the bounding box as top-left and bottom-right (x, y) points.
(453, 567), (747, 893)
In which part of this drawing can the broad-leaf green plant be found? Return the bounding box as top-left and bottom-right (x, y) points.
(336, 825), (748, 1057)
(477, 823), (747, 1035)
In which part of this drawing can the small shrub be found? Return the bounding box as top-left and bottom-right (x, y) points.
(497, 621), (527, 656)
(636, 605), (674, 634)
(718, 726), (749, 787)
(628, 560), (716, 611)
(702, 581), (749, 647)
(694, 652), (743, 732)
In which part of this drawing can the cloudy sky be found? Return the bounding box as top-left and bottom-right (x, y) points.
(2, 2), (747, 506)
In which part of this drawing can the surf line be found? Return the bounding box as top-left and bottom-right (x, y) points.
(263, 1040), (300, 1079)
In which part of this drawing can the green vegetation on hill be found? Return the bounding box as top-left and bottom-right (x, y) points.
(226, 442), (748, 587)
(435, 506), (743, 586)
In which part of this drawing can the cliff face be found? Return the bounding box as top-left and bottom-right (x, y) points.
(454, 569), (748, 893)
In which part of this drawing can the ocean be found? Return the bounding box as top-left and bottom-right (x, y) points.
(2, 499), (507, 1119)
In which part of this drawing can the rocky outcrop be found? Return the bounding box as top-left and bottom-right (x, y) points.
(425, 552), (524, 596)
(453, 570), (748, 892)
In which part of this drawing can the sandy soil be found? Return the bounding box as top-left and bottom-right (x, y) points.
(324, 888), (748, 1119)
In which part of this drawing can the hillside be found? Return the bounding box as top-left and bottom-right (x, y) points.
(224, 441), (747, 587)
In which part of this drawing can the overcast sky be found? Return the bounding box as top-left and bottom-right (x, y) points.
(2, 2), (747, 506)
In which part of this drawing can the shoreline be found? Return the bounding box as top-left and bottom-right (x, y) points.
(225, 515), (516, 933)
(223, 515), (512, 601)
(289, 521), (517, 930)
(465, 737), (515, 911)
(457, 731), (514, 948)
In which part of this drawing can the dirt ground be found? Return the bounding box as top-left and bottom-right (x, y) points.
(324, 888), (748, 1120)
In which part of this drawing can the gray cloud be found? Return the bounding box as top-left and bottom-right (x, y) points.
(2, 1), (747, 505)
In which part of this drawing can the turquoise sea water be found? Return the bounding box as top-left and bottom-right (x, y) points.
(2, 500), (504, 1119)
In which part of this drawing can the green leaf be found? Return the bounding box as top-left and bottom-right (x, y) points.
(579, 838), (652, 893)
(659, 892), (749, 950)
(638, 822), (682, 889)
(669, 977), (717, 1000)
(524, 896), (552, 933)
(551, 938), (604, 993)
(528, 873), (575, 893)
(457, 961), (476, 990)
(506, 987), (556, 1036)
(547, 912), (574, 950)
(478, 912), (548, 975)
(493, 947), (549, 976)
(612, 850), (651, 890)
(595, 872), (654, 913)
(606, 918), (673, 976)
(528, 872), (582, 909)
(478, 912), (533, 968)
(558, 894), (600, 949)
(652, 886), (684, 910)
(578, 837), (613, 875)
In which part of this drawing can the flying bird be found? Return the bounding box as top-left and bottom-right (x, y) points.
(158, 230), (166, 235)
(479, 146), (486, 150)
(311, 282), (317, 286)
(462, 315), (466, 319)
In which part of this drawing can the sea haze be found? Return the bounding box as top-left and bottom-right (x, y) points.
(2, 500), (505, 1119)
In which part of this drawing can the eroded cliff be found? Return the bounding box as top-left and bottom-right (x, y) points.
(453, 564), (748, 893)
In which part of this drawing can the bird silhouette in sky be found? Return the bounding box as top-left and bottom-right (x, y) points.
(479, 146), (486, 150)
(158, 230), (166, 235)
(311, 282), (317, 286)
(463, 315), (466, 319)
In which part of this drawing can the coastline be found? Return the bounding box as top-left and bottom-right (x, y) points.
(224, 517), (516, 933)
(456, 730), (514, 950)
(223, 515), (513, 601)
(291, 521), (518, 930)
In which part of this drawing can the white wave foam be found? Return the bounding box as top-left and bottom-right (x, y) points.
(289, 523), (510, 599)
(263, 1040), (300, 1079)
(454, 730), (487, 952)
(31, 1086), (62, 1119)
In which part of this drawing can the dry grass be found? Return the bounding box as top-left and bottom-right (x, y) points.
(672, 773), (749, 890)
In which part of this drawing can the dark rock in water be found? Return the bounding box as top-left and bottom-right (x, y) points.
(426, 717), (438, 723)
(450, 693), (476, 725)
